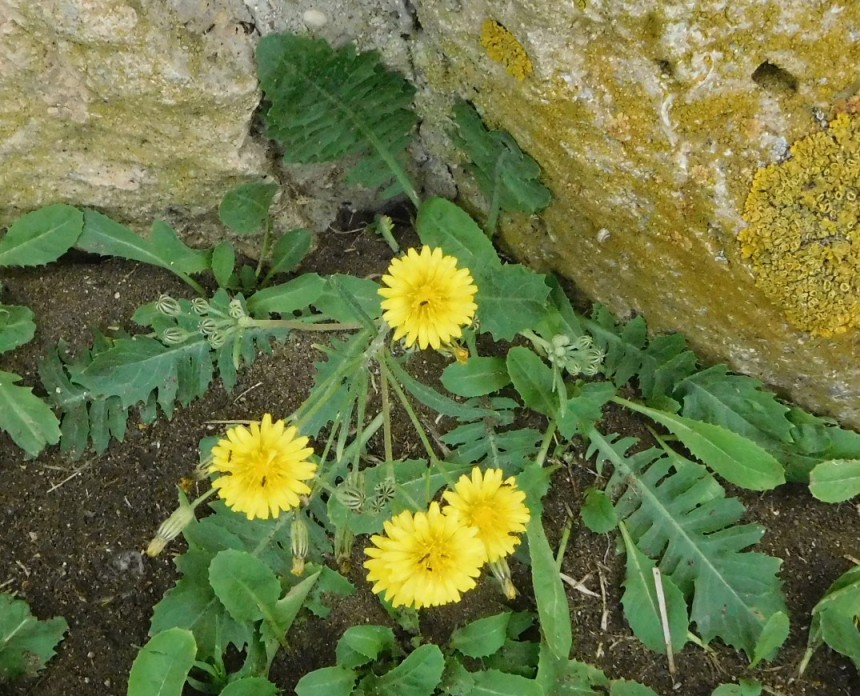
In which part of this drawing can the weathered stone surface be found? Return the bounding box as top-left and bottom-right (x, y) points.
(0, 0), (267, 224)
(412, 1), (860, 426)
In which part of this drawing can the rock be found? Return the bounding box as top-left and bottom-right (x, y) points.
(412, 0), (860, 426)
(0, 0), (267, 225)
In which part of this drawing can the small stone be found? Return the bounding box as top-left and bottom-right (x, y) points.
(302, 9), (328, 29)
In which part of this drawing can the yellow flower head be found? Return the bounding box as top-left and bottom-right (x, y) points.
(443, 467), (530, 562)
(364, 501), (486, 609)
(208, 414), (316, 520)
(378, 246), (478, 350)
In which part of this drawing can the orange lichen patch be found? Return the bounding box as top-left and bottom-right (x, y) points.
(739, 112), (860, 336)
(480, 19), (533, 81)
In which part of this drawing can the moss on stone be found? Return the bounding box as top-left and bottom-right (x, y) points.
(479, 19), (532, 81)
(740, 112), (860, 337)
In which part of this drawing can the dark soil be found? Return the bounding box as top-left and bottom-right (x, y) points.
(1, 219), (858, 696)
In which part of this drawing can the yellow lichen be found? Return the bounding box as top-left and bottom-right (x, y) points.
(480, 19), (533, 81)
(739, 112), (860, 337)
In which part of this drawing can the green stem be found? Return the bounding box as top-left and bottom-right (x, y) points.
(244, 317), (362, 332)
(179, 273), (207, 296)
(255, 216), (272, 278)
(380, 361), (394, 465)
(535, 420), (558, 469)
(379, 357), (438, 467)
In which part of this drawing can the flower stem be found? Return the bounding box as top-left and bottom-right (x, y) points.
(535, 420), (558, 469)
(379, 356), (439, 467)
(244, 317), (362, 332)
(255, 217), (272, 278)
(380, 359), (394, 465)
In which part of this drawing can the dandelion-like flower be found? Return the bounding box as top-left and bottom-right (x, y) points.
(379, 246), (478, 350)
(364, 502), (486, 609)
(443, 467), (530, 562)
(208, 414), (316, 520)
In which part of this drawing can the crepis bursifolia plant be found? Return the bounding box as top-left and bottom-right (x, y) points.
(1, 28), (857, 695)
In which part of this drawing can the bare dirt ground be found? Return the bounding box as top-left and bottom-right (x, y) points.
(2, 219), (858, 696)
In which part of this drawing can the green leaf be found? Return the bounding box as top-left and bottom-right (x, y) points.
(711, 680), (763, 696)
(585, 308), (647, 387)
(0, 593), (67, 681)
(580, 488), (618, 534)
(637, 332), (698, 407)
(416, 197), (499, 270)
(0, 370), (61, 457)
(453, 100), (551, 216)
(0, 304), (36, 353)
(609, 681), (661, 696)
(470, 669), (543, 696)
(258, 33), (416, 200)
(295, 666), (357, 696)
(247, 273), (326, 316)
(263, 571), (320, 643)
(587, 431), (787, 658)
(335, 625), (396, 668)
(441, 356), (510, 397)
(0, 204), (83, 267)
(314, 274), (381, 323)
(266, 228), (313, 279)
(528, 515), (571, 660)
(507, 347), (556, 417)
(618, 523), (688, 654)
(127, 628), (196, 696)
(676, 365), (793, 444)
(450, 612), (511, 658)
(558, 382), (616, 439)
(211, 241), (236, 289)
(804, 565), (860, 672)
(149, 548), (252, 662)
(750, 610), (789, 666)
(476, 264), (551, 342)
(74, 334), (213, 413)
(809, 459), (860, 502)
(619, 399), (785, 490)
(375, 643), (444, 695)
(39, 340), (129, 458)
(220, 677), (279, 696)
(78, 210), (208, 281)
(208, 549), (281, 622)
(386, 356), (496, 421)
(219, 181), (279, 234)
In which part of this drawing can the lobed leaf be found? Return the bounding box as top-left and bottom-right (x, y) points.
(0, 593), (67, 682)
(452, 100), (552, 216)
(127, 628), (196, 696)
(415, 198), (499, 270)
(618, 522), (688, 654)
(0, 204), (83, 267)
(676, 365), (793, 444)
(475, 263), (551, 342)
(588, 431), (788, 659)
(0, 370), (61, 457)
(507, 346), (556, 417)
(219, 181), (279, 234)
(258, 33), (416, 200)
(0, 304), (36, 353)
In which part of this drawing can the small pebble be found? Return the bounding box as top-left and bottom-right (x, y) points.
(303, 9), (327, 28)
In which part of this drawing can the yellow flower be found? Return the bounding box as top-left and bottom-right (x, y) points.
(379, 246), (478, 350)
(364, 502), (486, 609)
(208, 414), (316, 520)
(443, 467), (530, 562)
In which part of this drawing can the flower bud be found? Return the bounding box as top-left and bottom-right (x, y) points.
(199, 317), (219, 336)
(161, 327), (190, 345)
(146, 490), (196, 557)
(489, 557), (518, 600)
(155, 294), (182, 317)
(291, 515), (310, 576)
(191, 297), (211, 315)
(228, 298), (245, 319)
